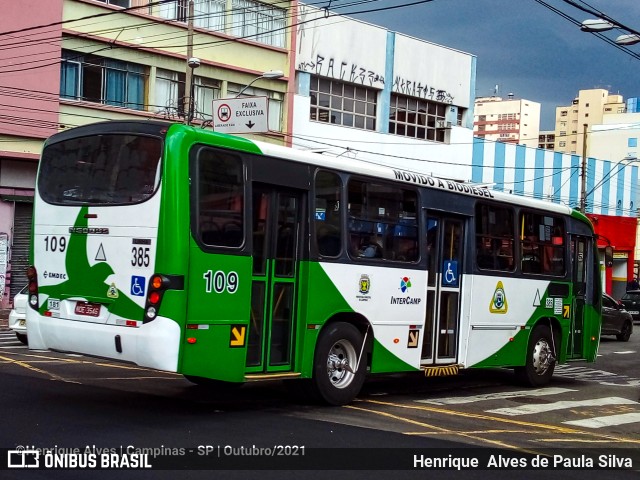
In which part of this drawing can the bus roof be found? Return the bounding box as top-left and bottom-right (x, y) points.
(44, 121), (584, 221)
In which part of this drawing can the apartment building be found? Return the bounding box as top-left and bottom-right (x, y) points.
(473, 95), (541, 148)
(0, 0), (293, 306)
(554, 88), (625, 155)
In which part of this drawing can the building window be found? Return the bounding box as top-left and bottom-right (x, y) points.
(155, 69), (185, 116)
(193, 77), (220, 119)
(560, 110), (567, 116)
(96, 0), (129, 7)
(309, 76), (377, 131)
(155, 0), (285, 48)
(60, 51), (145, 110)
(156, 0), (188, 21)
(389, 93), (447, 142)
(231, 0), (286, 48)
(559, 141), (566, 147)
(629, 138), (638, 148)
(194, 0), (226, 32)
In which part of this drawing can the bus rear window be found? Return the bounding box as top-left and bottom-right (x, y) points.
(39, 134), (162, 205)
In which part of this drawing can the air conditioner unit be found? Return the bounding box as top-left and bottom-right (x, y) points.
(436, 120), (452, 129)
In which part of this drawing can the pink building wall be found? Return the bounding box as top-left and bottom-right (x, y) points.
(0, 0), (64, 139)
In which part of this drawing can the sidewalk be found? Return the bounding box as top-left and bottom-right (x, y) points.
(0, 308), (9, 328)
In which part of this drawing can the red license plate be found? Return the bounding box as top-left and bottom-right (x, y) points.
(74, 302), (101, 317)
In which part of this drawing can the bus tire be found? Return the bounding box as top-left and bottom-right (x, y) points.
(312, 322), (367, 406)
(16, 333), (28, 345)
(515, 325), (556, 387)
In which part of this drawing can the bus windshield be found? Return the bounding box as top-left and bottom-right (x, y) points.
(38, 133), (162, 205)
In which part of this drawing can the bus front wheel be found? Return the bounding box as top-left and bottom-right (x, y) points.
(312, 322), (367, 406)
(515, 325), (556, 387)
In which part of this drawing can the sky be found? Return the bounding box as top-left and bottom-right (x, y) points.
(337, 0), (640, 130)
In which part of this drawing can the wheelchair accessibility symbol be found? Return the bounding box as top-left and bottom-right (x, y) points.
(442, 260), (458, 287)
(131, 276), (146, 297)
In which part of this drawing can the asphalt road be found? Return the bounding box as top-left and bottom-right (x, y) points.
(0, 325), (638, 480)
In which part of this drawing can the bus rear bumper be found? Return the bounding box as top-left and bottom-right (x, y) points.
(26, 313), (180, 372)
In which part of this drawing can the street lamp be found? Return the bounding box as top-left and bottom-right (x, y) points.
(186, 57), (200, 125)
(581, 19), (615, 32)
(581, 18), (640, 45)
(234, 70), (284, 98)
(616, 34), (640, 46)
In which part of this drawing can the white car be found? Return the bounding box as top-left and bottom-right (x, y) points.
(8, 285), (28, 345)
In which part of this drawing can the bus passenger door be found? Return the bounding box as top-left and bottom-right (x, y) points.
(569, 236), (588, 358)
(247, 184), (303, 373)
(421, 213), (465, 365)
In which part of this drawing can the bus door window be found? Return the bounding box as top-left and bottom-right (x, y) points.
(248, 184), (302, 371)
(437, 219), (463, 359)
(422, 215), (464, 363)
(570, 236), (588, 357)
(422, 217), (438, 360)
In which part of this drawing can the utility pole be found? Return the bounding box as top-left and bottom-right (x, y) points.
(580, 123), (588, 212)
(184, 0), (194, 125)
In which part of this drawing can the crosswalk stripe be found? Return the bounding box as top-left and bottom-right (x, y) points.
(416, 387), (576, 405)
(563, 413), (640, 429)
(486, 397), (638, 416)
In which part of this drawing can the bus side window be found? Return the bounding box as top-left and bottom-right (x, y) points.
(317, 224), (341, 257)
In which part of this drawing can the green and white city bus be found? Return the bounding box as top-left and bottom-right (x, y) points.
(26, 120), (602, 405)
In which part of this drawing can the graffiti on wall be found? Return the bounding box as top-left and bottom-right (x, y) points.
(298, 54), (385, 87)
(393, 76), (454, 104)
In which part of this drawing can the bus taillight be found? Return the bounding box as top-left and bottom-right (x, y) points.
(144, 274), (170, 322)
(26, 265), (39, 310)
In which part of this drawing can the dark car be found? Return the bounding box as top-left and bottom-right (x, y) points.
(601, 293), (633, 342)
(620, 289), (640, 323)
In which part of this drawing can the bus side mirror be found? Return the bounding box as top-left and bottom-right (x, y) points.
(604, 246), (613, 267)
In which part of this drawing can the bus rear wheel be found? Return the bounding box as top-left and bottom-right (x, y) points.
(515, 325), (556, 387)
(312, 322), (367, 406)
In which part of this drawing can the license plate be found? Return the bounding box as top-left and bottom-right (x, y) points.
(18, 319), (26, 327)
(75, 302), (101, 317)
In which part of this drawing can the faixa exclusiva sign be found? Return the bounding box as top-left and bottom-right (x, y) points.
(212, 96), (269, 134)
